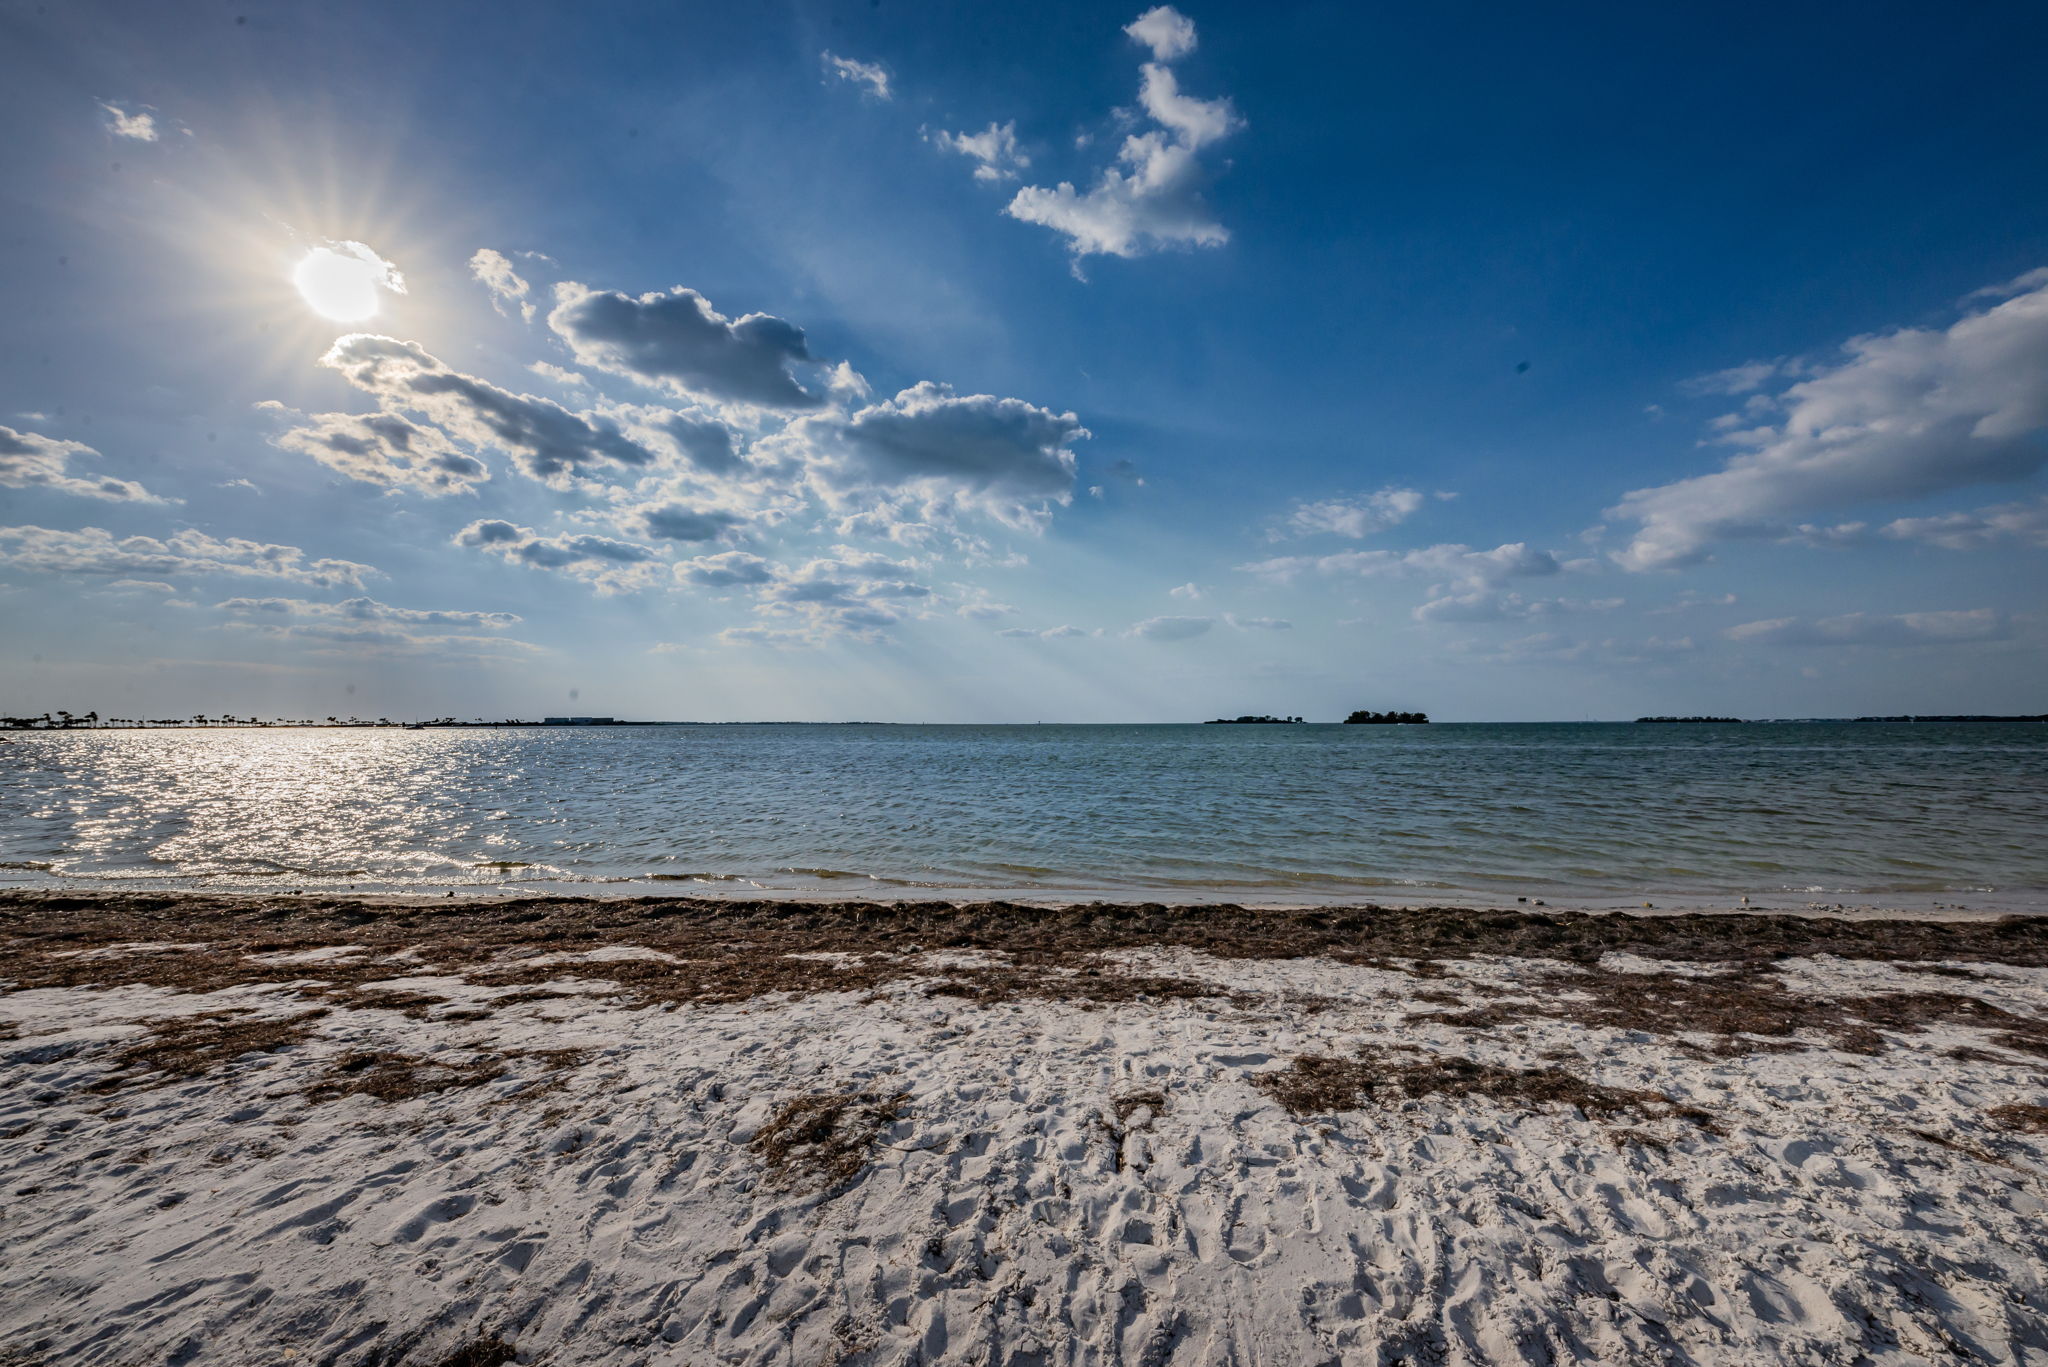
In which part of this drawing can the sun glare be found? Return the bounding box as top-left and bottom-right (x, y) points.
(291, 241), (405, 321)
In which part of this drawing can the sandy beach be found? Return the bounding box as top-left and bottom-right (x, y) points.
(5, 891), (2048, 1366)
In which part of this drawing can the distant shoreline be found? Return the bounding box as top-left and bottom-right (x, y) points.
(5, 715), (2045, 731)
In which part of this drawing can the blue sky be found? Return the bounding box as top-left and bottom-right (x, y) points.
(2, 0), (2045, 722)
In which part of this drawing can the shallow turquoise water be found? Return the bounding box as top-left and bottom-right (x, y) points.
(0, 722), (2043, 906)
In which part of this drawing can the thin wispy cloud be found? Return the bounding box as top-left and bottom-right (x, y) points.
(822, 52), (890, 101)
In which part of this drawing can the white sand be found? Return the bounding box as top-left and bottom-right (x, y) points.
(5, 947), (2048, 1365)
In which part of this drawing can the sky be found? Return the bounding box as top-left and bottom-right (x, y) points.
(1, 0), (2045, 723)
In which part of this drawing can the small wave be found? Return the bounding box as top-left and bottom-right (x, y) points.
(0, 860), (53, 871)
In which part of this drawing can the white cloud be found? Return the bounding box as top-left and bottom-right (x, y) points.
(527, 362), (586, 387)
(215, 595), (520, 629)
(0, 525), (377, 588)
(213, 597), (542, 660)
(546, 282), (822, 409)
(1613, 272), (2048, 570)
(1412, 592), (1622, 624)
(100, 101), (160, 141)
(469, 249), (535, 322)
(0, 425), (173, 504)
(1882, 496), (2048, 550)
(1001, 624), (1089, 640)
(1677, 359), (1786, 397)
(1125, 5), (1197, 61)
(953, 587), (1018, 620)
(319, 334), (655, 485)
(932, 121), (1031, 182)
(1241, 541), (1562, 589)
(1281, 488), (1424, 539)
(259, 405), (488, 495)
(1726, 609), (2010, 648)
(1129, 614), (1212, 640)
(453, 519), (662, 592)
(1005, 12), (1241, 265)
(1168, 582), (1203, 600)
(822, 52), (891, 101)
(1226, 614), (1292, 630)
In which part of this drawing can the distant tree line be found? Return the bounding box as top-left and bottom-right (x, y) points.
(1344, 710), (1428, 724)
(1635, 715), (1746, 724)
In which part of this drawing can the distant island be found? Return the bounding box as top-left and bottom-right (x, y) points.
(1344, 710), (1429, 725)
(1205, 715), (1303, 724)
(1636, 716), (1747, 724)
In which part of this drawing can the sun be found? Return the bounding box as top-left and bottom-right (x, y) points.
(291, 241), (405, 322)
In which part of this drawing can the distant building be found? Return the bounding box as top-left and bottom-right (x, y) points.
(542, 716), (617, 725)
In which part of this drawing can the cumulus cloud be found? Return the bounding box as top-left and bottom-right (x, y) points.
(1882, 496), (2048, 550)
(1281, 488), (1424, 539)
(805, 382), (1086, 529)
(675, 550), (775, 588)
(1726, 609), (2010, 648)
(1226, 614), (1293, 630)
(100, 101), (161, 141)
(933, 121), (1030, 182)
(0, 425), (172, 503)
(678, 548), (935, 642)
(629, 501), (749, 543)
(260, 406), (488, 495)
(823, 52), (891, 100)
(320, 334), (654, 484)
(659, 414), (746, 475)
(469, 248), (534, 321)
(547, 283), (821, 409)
(1613, 272), (2048, 570)
(1125, 5), (1197, 61)
(0, 525), (376, 588)
(1129, 614), (1212, 640)
(1006, 8), (1242, 265)
(453, 519), (661, 592)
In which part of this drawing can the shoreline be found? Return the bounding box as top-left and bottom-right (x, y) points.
(2, 875), (2040, 921)
(7, 892), (2048, 1363)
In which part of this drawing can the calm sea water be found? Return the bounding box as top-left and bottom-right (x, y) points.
(1, 723), (2044, 909)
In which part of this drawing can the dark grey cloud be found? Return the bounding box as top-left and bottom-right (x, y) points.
(634, 502), (749, 543)
(676, 551), (775, 588)
(816, 382), (1086, 527)
(548, 283), (822, 409)
(663, 415), (746, 475)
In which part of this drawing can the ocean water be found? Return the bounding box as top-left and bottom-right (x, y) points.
(1, 722), (2044, 909)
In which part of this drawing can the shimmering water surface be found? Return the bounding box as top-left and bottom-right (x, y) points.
(1, 723), (2044, 907)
